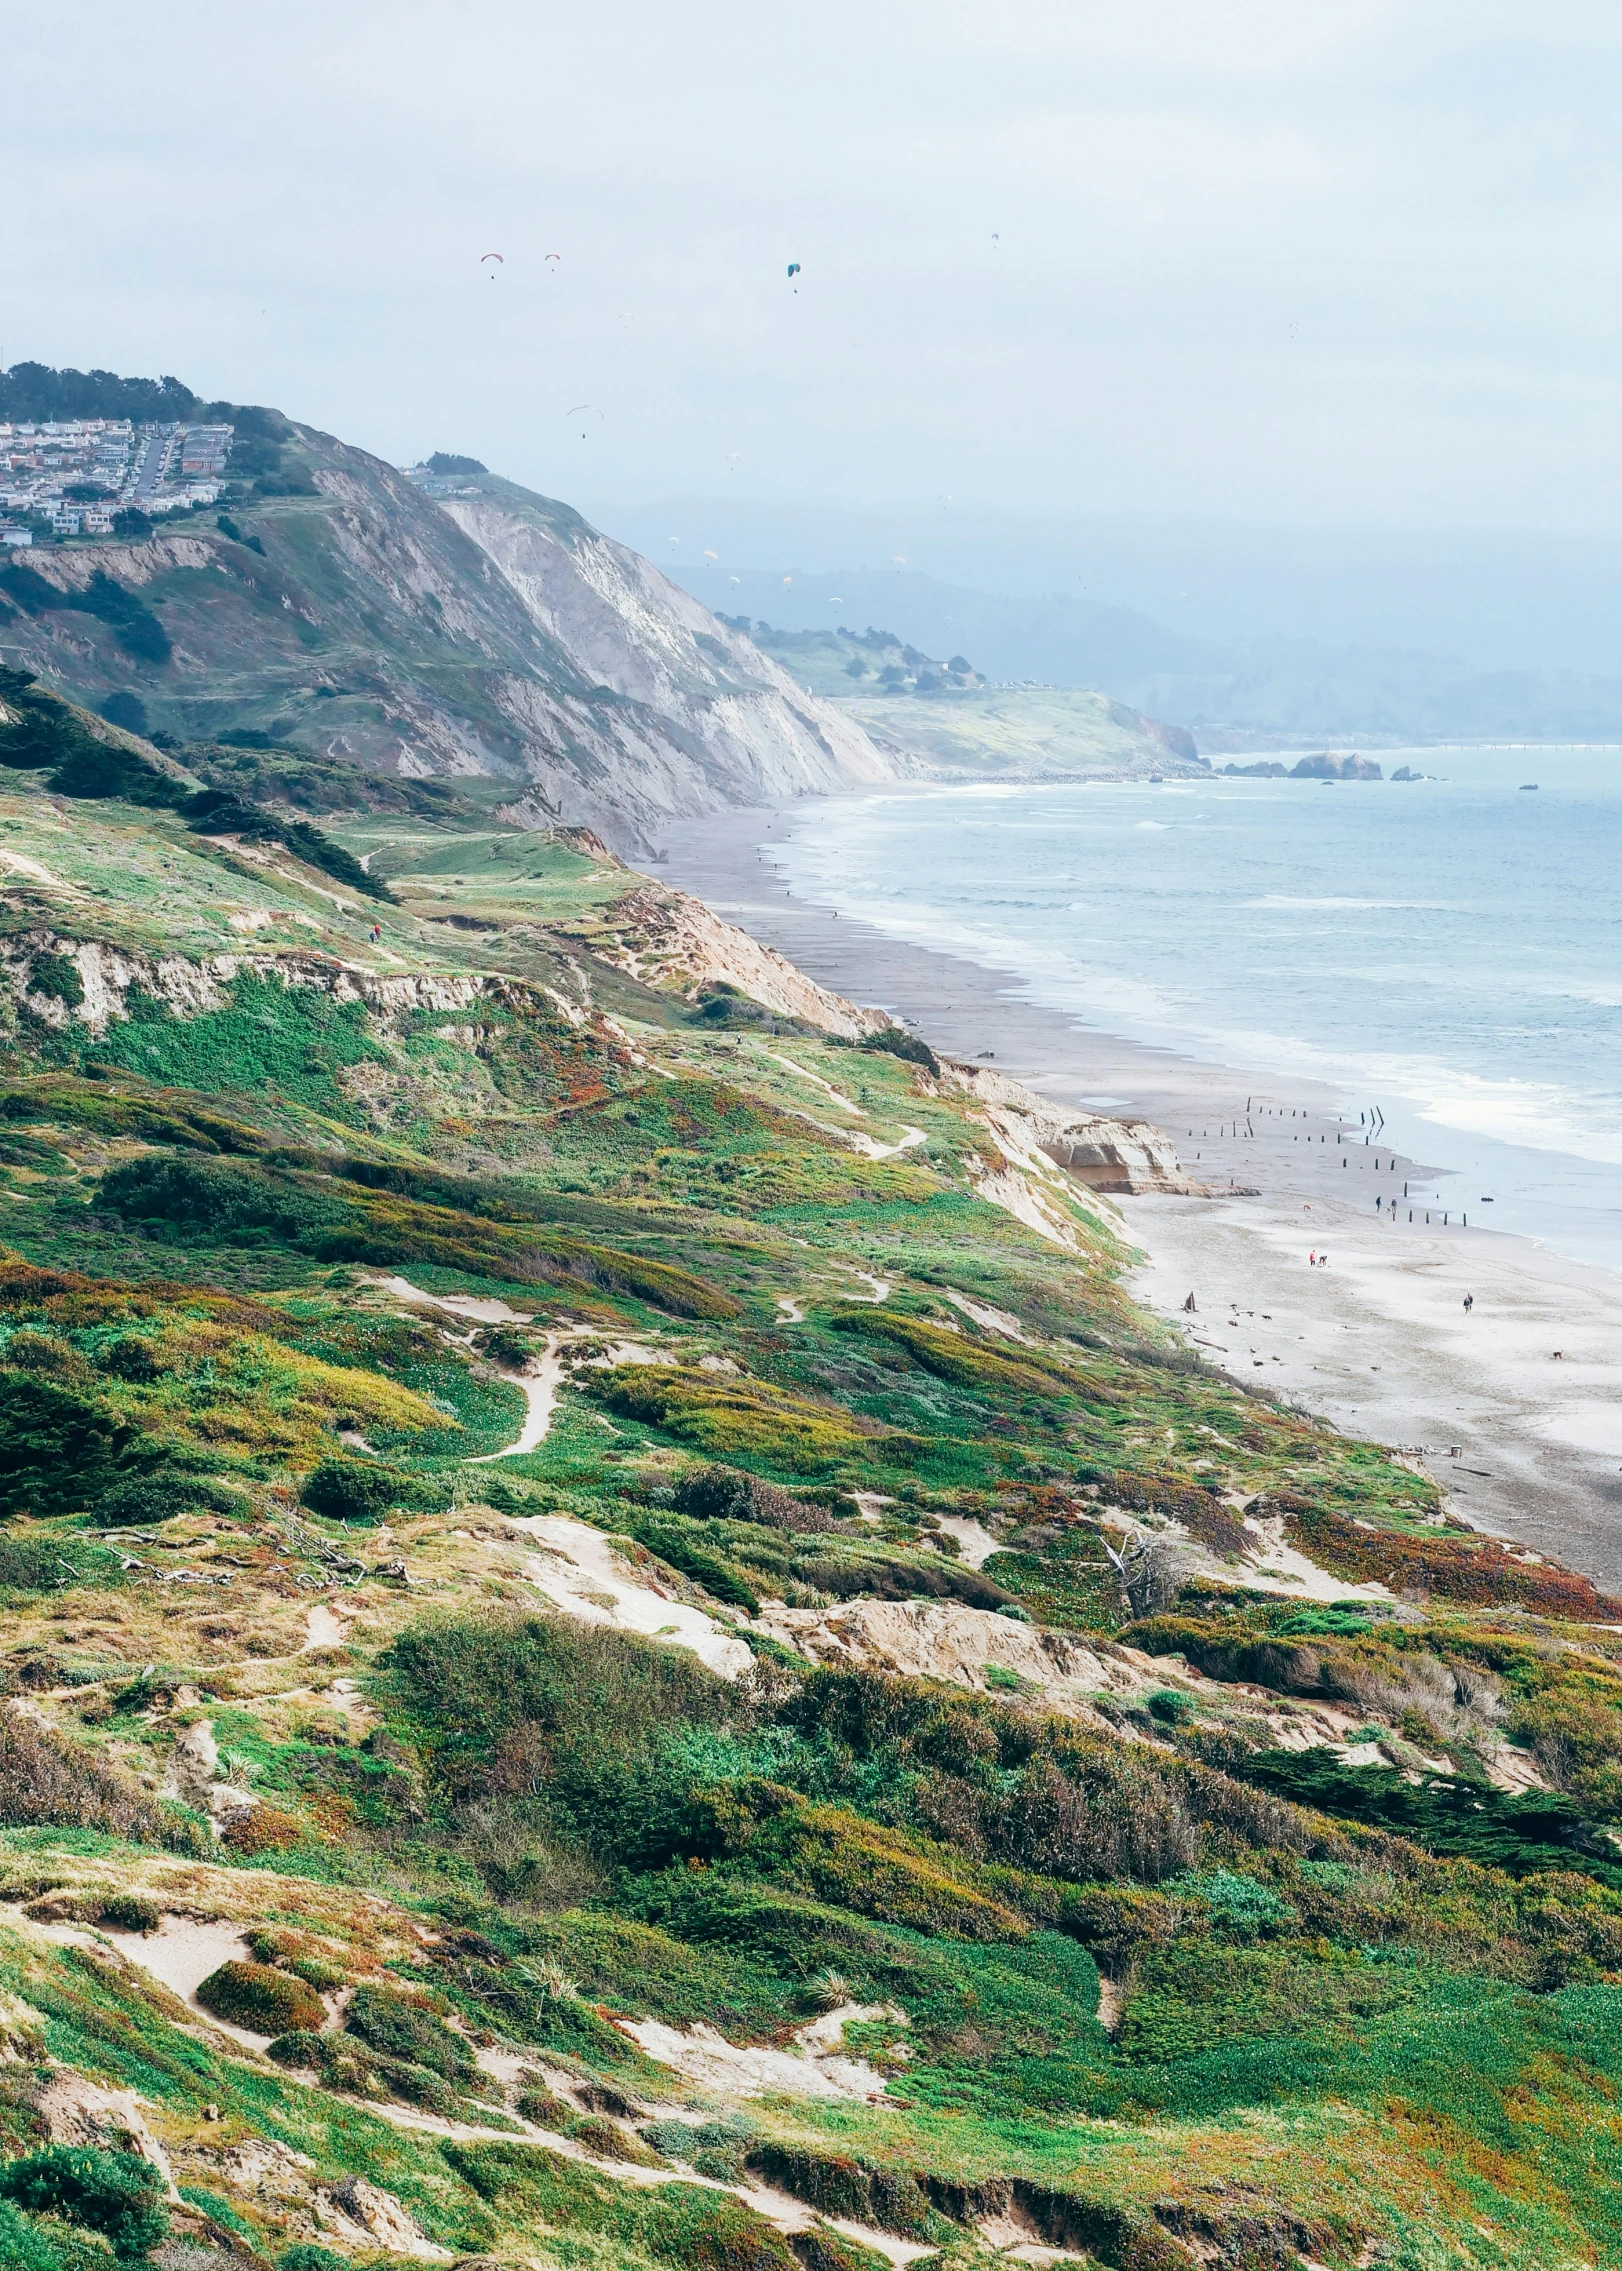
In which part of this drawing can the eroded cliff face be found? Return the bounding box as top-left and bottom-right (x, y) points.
(439, 485), (899, 817)
(0, 433), (901, 849)
(937, 1059), (1205, 1198)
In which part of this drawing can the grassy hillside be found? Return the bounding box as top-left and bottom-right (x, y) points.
(846, 687), (1205, 781)
(717, 619), (985, 701)
(0, 696), (1618, 2267)
(0, 416), (891, 848)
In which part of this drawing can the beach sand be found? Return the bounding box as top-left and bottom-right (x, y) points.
(653, 799), (1622, 1592)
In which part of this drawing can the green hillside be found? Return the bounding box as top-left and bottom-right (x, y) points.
(0, 405), (893, 849)
(848, 685), (1206, 780)
(0, 681), (1617, 2267)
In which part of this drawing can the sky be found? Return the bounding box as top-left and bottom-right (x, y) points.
(10, 1), (1622, 540)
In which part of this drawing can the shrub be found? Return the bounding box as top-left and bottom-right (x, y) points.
(221, 1803), (305, 1854)
(279, 2249), (349, 2271)
(75, 570), (172, 665)
(516, 2082), (570, 2126)
(0, 2198), (62, 2270)
(94, 1469), (244, 1528)
(27, 953), (83, 1008)
(97, 1894), (160, 1933)
(195, 1959), (326, 2033)
(671, 1464), (829, 1533)
(302, 1457), (447, 1524)
(345, 1983), (476, 2080)
(0, 2145), (169, 2261)
(99, 690), (148, 735)
(858, 1025), (939, 1073)
(0, 1713), (181, 1846)
(0, 1374), (132, 1518)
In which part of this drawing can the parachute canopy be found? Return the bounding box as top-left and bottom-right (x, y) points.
(480, 252), (504, 264)
(786, 262), (801, 279)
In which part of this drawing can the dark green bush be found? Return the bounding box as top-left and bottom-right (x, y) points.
(516, 2082), (571, 2126)
(279, 2249), (349, 2271)
(0, 2145), (169, 2261)
(98, 1894), (161, 1933)
(74, 571), (172, 664)
(858, 1025), (939, 1073)
(27, 953), (83, 1008)
(99, 690), (148, 735)
(93, 1469), (244, 1527)
(345, 1983), (477, 2080)
(301, 1458), (448, 1525)
(0, 1376), (132, 1518)
(196, 1959), (326, 2033)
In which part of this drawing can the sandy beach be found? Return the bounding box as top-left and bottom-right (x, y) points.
(653, 798), (1622, 1592)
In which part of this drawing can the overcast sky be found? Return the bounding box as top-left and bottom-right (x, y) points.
(10, 1), (1622, 536)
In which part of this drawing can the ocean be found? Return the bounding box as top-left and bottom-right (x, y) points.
(770, 748), (1622, 1271)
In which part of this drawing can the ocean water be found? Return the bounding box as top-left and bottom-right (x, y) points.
(771, 749), (1622, 1271)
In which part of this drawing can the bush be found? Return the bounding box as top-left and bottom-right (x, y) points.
(0, 2198), (62, 2270)
(27, 953), (83, 1008)
(221, 1803), (305, 1854)
(94, 1469), (244, 1528)
(516, 2082), (570, 2126)
(99, 690), (148, 735)
(302, 1457), (446, 1525)
(346, 1983), (476, 2080)
(98, 1894), (161, 1933)
(0, 1374), (133, 1518)
(279, 2249), (349, 2271)
(74, 571), (172, 665)
(195, 1959), (326, 2033)
(670, 1464), (829, 1533)
(0, 2145), (169, 2261)
(858, 1025), (939, 1074)
(0, 1712), (181, 1846)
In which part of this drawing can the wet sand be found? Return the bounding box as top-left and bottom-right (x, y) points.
(650, 800), (1622, 1592)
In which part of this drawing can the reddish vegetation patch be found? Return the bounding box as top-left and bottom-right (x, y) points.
(1284, 1502), (1622, 1622)
(222, 1802), (305, 1854)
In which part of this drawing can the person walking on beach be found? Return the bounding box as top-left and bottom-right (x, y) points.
(1309, 1251), (1316, 1267)
(1463, 1293), (1474, 1314)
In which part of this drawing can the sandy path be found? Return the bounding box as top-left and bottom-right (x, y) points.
(470, 1333), (571, 1463)
(847, 1123), (928, 1161)
(506, 1512), (756, 1676)
(15, 1908), (925, 2266)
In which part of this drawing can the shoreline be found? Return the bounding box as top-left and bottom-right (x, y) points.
(650, 796), (1622, 1592)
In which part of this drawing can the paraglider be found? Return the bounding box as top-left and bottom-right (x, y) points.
(703, 549), (719, 560)
(566, 405), (604, 439)
(545, 252), (561, 265)
(480, 253), (504, 279)
(787, 262), (801, 279)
